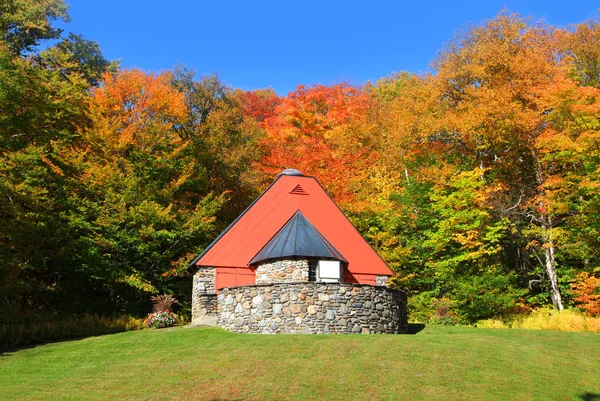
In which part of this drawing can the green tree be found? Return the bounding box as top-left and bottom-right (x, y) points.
(0, 0), (68, 55)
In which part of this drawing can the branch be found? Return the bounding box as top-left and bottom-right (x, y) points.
(528, 279), (542, 290)
(503, 194), (523, 213)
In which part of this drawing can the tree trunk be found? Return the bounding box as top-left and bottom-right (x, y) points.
(541, 218), (564, 311)
(532, 150), (564, 310)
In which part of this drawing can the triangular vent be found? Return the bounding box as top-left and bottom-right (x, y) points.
(290, 184), (308, 195)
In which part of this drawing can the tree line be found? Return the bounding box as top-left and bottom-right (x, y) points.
(1, 1), (599, 323)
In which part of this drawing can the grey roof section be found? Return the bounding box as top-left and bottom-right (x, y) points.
(249, 210), (347, 265)
(279, 168), (303, 176)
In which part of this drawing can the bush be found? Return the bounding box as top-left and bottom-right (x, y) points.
(477, 308), (600, 332)
(0, 314), (145, 350)
(452, 272), (525, 324)
(408, 293), (460, 324)
(476, 319), (509, 329)
(150, 293), (179, 313)
(512, 308), (600, 333)
(145, 310), (176, 329)
(407, 292), (438, 323)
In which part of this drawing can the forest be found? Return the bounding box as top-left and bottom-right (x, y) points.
(1, 0), (599, 327)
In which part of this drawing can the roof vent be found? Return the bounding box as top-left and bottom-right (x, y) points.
(290, 184), (308, 195)
(279, 168), (303, 176)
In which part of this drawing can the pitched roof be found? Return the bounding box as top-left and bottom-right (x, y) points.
(249, 210), (347, 265)
(190, 171), (392, 276)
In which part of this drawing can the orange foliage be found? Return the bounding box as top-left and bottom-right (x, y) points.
(240, 89), (279, 123)
(571, 273), (600, 316)
(89, 69), (187, 152)
(258, 83), (377, 204)
(434, 13), (562, 154)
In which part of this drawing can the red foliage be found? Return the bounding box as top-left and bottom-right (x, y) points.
(257, 83), (376, 203)
(240, 89), (280, 123)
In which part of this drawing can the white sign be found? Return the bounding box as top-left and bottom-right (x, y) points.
(319, 260), (340, 282)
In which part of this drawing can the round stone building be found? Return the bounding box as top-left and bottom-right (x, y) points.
(189, 169), (407, 334)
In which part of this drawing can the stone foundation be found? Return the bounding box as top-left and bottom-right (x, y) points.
(191, 293), (218, 325)
(216, 282), (407, 334)
(256, 260), (309, 284)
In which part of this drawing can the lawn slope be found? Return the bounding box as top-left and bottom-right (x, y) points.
(1, 325), (599, 400)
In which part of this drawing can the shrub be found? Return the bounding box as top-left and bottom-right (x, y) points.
(476, 319), (509, 329)
(145, 310), (176, 329)
(452, 272), (525, 324)
(430, 298), (458, 325)
(150, 293), (179, 313)
(408, 293), (461, 324)
(407, 292), (437, 323)
(476, 308), (600, 332)
(512, 308), (600, 333)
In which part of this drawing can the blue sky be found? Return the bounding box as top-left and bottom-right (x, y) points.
(58, 1), (599, 95)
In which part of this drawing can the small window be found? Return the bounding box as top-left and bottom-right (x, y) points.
(308, 260), (318, 282)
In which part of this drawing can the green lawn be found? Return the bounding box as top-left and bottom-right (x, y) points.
(1, 325), (599, 401)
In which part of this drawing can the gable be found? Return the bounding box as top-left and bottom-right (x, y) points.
(192, 174), (392, 276)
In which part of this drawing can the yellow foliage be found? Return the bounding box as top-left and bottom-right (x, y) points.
(512, 308), (600, 332)
(121, 274), (158, 293)
(476, 309), (600, 332)
(40, 155), (64, 176)
(476, 319), (509, 329)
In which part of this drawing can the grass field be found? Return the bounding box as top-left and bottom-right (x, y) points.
(1, 325), (599, 401)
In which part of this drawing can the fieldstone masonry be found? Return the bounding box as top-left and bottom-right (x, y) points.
(256, 259), (309, 284)
(376, 275), (389, 286)
(191, 267), (217, 325)
(193, 267), (216, 294)
(192, 293), (218, 325)
(216, 282), (407, 334)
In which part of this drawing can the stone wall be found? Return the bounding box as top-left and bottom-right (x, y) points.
(217, 282), (407, 334)
(376, 275), (389, 287)
(191, 294), (218, 325)
(193, 267), (216, 294)
(255, 260), (309, 284)
(191, 267), (217, 325)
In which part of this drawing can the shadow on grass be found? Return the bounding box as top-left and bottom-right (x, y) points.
(0, 335), (95, 357)
(407, 323), (426, 335)
(0, 329), (144, 357)
(580, 393), (600, 401)
(0, 343), (40, 357)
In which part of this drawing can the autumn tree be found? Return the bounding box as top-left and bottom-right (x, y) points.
(259, 83), (377, 205)
(44, 69), (227, 313)
(171, 69), (265, 221)
(537, 19), (600, 277)
(431, 12), (570, 309)
(0, 0), (68, 56)
(571, 272), (600, 316)
(239, 88), (279, 123)
(0, 0), (115, 318)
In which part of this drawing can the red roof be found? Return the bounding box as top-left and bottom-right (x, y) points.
(193, 174), (393, 276)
